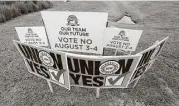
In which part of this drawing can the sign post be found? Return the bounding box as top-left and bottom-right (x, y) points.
(47, 80), (54, 93)
(96, 88), (100, 98)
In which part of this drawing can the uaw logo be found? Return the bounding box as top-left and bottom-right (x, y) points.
(67, 15), (79, 26)
(39, 51), (54, 67)
(112, 30), (129, 41)
(99, 61), (120, 75)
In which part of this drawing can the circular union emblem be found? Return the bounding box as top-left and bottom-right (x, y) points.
(99, 61), (120, 75)
(39, 51), (54, 67)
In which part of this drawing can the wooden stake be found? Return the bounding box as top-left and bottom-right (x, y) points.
(47, 80), (53, 93)
(96, 88), (100, 98)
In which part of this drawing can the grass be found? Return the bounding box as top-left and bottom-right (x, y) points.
(0, 1), (53, 23)
(0, 1), (179, 106)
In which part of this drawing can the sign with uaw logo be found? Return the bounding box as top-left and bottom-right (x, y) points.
(103, 27), (143, 52)
(13, 40), (141, 89)
(129, 37), (169, 83)
(15, 27), (48, 47)
(67, 53), (141, 88)
(13, 40), (70, 90)
(41, 11), (108, 54)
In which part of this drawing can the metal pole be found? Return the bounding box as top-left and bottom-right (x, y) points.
(96, 88), (100, 98)
(47, 80), (54, 93)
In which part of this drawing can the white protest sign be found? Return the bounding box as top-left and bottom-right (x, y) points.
(41, 11), (108, 54)
(103, 27), (143, 51)
(15, 27), (48, 47)
(129, 36), (169, 83)
(66, 53), (141, 88)
(13, 40), (70, 90)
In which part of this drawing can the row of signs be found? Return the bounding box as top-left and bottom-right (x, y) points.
(15, 11), (143, 55)
(13, 36), (168, 89)
(14, 11), (169, 89)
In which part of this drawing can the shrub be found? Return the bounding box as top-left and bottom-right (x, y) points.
(33, 4), (40, 12)
(25, 1), (35, 13)
(14, 2), (28, 14)
(0, 13), (6, 23)
(0, 1), (15, 5)
(10, 4), (21, 18)
(46, 1), (53, 8)
(0, 5), (12, 20)
(36, 1), (43, 10)
(0, 1), (53, 23)
(41, 1), (52, 9)
(25, 1), (42, 13)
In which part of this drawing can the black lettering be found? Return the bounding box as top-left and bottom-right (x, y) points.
(17, 44), (29, 59)
(80, 60), (93, 75)
(26, 59), (35, 72)
(25, 46), (40, 63)
(50, 53), (63, 70)
(133, 64), (148, 79)
(116, 59), (133, 74)
(67, 58), (80, 73)
(40, 66), (50, 79)
(137, 49), (155, 67)
(93, 76), (104, 87)
(94, 61), (100, 75)
(82, 75), (92, 86)
(69, 73), (80, 85)
(33, 62), (49, 79)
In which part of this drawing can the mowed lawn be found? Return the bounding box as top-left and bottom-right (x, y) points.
(0, 1), (179, 106)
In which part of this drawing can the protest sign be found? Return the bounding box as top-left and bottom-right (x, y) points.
(13, 40), (70, 90)
(103, 27), (143, 51)
(66, 53), (141, 88)
(129, 37), (169, 83)
(41, 11), (108, 54)
(15, 27), (48, 47)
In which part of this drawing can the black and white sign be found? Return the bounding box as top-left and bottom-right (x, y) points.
(129, 37), (169, 83)
(41, 11), (108, 54)
(13, 40), (70, 90)
(104, 27), (143, 51)
(15, 27), (48, 46)
(67, 53), (141, 88)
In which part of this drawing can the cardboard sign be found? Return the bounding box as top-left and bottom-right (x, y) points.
(41, 11), (108, 54)
(67, 53), (141, 88)
(103, 27), (143, 51)
(129, 37), (169, 83)
(13, 40), (70, 90)
(15, 27), (48, 47)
